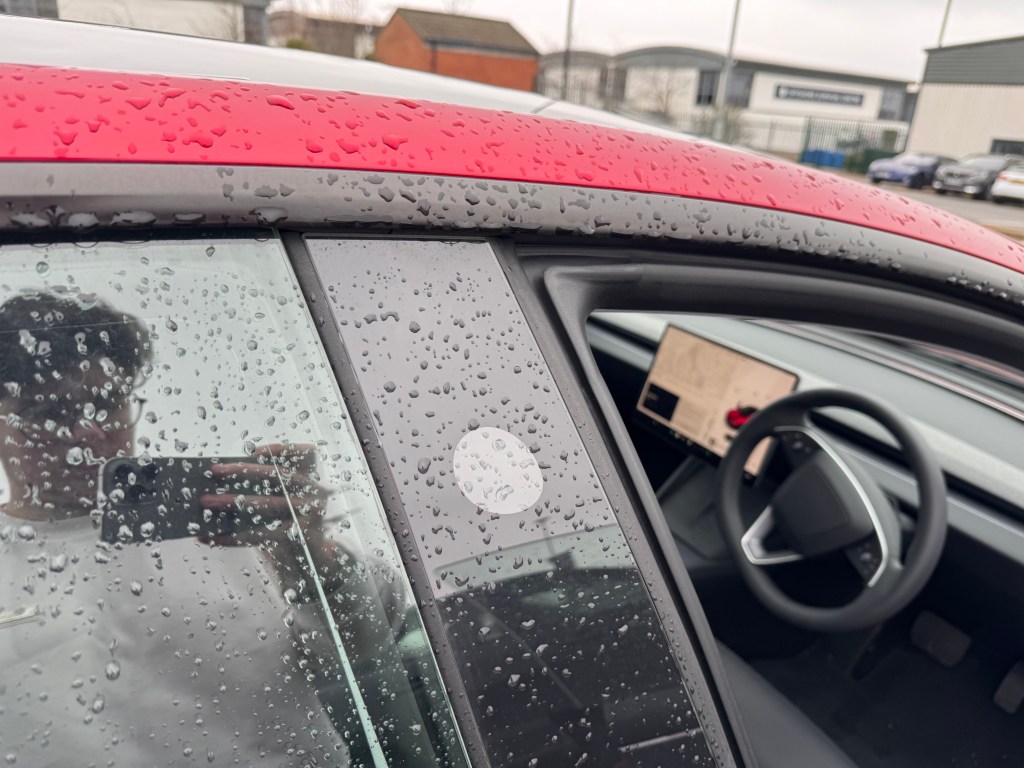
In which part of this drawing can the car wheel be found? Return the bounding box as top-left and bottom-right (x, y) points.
(905, 174), (924, 190)
(934, 188), (947, 195)
(993, 196), (1006, 205)
(868, 176), (880, 184)
(974, 188), (990, 201)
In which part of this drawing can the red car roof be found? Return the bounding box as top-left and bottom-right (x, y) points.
(3, 64), (1023, 273)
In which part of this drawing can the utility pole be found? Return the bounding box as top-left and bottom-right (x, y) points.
(713, 0), (741, 142)
(561, 0), (576, 100)
(937, 0), (953, 47)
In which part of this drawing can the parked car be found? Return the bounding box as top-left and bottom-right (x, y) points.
(866, 152), (955, 188)
(932, 153), (1024, 199)
(990, 163), (1024, 204)
(4, 17), (1024, 768)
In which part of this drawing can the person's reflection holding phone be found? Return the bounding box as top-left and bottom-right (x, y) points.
(0, 290), (386, 766)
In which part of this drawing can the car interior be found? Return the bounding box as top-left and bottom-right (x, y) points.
(584, 307), (1024, 768)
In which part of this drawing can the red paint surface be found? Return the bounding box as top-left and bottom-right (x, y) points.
(2, 65), (1023, 272)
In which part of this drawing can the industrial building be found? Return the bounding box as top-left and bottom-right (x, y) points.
(538, 47), (912, 160)
(907, 35), (1024, 158)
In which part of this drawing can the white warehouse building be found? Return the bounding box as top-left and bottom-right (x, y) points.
(908, 35), (1024, 158)
(538, 47), (912, 160)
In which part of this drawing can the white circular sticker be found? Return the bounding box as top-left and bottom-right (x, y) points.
(452, 428), (544, 515)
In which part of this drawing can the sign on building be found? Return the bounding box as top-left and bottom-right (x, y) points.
(775, 84), (863, 106)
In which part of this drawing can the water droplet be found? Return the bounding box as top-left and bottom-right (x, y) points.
(35, 261), (49, 274)
(266, 94), (295, 110)
(65, 446), (84, 465)
(129, 580), (143, 596)
(252, 206), (288, 225)
(16, 525), (36, 541)
(105, 660), (121, 680)
(417, 458), (431, 474)
(91, 694), (105, 713)
(257, 627), (268, 641)
(48, 554), (67, 573)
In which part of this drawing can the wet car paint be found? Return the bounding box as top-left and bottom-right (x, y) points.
(2, 64), (1024, 273)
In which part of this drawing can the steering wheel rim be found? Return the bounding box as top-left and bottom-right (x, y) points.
(716, 388), (948, 633)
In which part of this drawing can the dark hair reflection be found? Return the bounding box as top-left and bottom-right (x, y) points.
(0, 290), (152, 519)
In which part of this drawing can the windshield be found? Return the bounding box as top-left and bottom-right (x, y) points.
(804, 325), (1024, 404)
(961, 155), (1006, 170)
(898, 154), (934, 164)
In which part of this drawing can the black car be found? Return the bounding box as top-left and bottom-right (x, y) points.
(932, 153), (1024, 199)
(866, 152), (955, 189)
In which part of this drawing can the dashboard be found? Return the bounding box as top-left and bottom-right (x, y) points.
(637, 324), (798, 476)
(587, 312), (1024, 578)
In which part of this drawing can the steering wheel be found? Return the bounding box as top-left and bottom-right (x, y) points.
(715, 389), (947, 633)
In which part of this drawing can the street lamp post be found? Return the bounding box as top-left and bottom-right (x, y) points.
(561, 0), (577, 101)
(937, 0), (953, 47)
(713, 0), (741, 142)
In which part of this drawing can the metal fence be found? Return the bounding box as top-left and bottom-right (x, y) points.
(671, 112), (908, 170)
(800, 118), (909, 172)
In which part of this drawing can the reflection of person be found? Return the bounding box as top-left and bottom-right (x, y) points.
(0, 291), (352, 766)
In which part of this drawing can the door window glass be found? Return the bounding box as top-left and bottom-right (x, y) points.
(0, 238), (469, 768)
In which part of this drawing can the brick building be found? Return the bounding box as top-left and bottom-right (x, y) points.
(374, 8), (538, 92)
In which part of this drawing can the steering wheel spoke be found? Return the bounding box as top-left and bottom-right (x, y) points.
(741, 506), (804, 565)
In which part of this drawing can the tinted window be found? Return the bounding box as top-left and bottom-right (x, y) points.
(726, 69), (753, 108)
(697, 69), (718, 106)
(878, 86), (904, 120)
(307, 237), (729, 768)
(0, 238), (468, 767)
(962, 155), (1006, 170)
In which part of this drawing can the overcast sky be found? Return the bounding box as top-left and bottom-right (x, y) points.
(280, 0), (1024, 81)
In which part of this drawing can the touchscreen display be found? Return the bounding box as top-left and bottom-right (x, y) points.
(637, 325), (799, 475)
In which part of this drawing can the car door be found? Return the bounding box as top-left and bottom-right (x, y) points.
(0, 230), (747, 768)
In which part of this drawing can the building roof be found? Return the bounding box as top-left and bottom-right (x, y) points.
(923, 35), (1024, 86)
(538, 50), (611, 66)
(925, 34), (1024, 53)
(392, 8), (537, 56)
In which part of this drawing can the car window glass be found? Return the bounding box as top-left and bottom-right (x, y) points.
(962, 155), (1004, 170)
(306, 237), (730, 768)
(0, 238), (469, 768)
